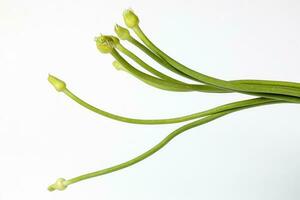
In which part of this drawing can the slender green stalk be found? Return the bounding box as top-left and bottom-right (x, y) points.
(111, 49), (300, 103)
(232, 79), (300, 89)
(94, 36), (198, 92)
(128, 35), (300, 91)
(111, 49), (227, 92)
(94, 35), (300, 102)
(97, 35), (223, 92)
(116, 24), (300, 93)
(127, 35), (199, 81)
(48, 101), (282, 191)
(116, 42), (185, 84)
(115, 24), (200, 82)
(48, 74), (287, 125)
(63, 87), (279, 124)
(121, 10), (300, 96)
(47, 10), (300, 193)
(113, 42), (300, 95)
(111, 59), (227, 93)
(132, 25), (300, 98)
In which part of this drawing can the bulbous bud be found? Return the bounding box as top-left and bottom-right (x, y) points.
(114, 24), (131, 40)
(123, 9), (139, 28)
(112, 60), (126, 71)
(48, 178), (68, 191)
(48, 74), (66, 92)
(95, 35), (114, 54)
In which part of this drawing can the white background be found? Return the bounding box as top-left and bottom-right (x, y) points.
(1, 0), (300, 199)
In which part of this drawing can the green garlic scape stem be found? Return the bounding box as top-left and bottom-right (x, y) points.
(120, 26), (300, 91)
(110, 51), (300, 103)
(49, 74), (282, 125)
(115, 40), (185, 84)
(114, 50), (300, 104)
(110, 47), (224, 92)
(47, 9), (299, 193)
(115, 24), (200, 82)
(95, 35), (300, 102)
(110, 58), (227, 93)
(123, 10), (300, 97)
(133, 25), (300, 96)
(48, 101), (282, 191)
(232, 79), (300, 90)
(110, 61), (300, 103)
(111, 48), (300, 103)
(95, 36), (199, 92)
(133, 25), (300, 97)
(96, 35), (222, 92)
(110, 48), (220, 92)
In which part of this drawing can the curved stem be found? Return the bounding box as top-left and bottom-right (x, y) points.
(128, 35), (300, 90)
(114, 43), (300, 96)
(63, 87), (281, 124)
(132, 25), (300, 97)
(116, 43), (185, 84)
(111, 49), (300, 103)
(111, 49), (227, 93)
(127, 36), (199, 82)
(56, 101), (282, 189)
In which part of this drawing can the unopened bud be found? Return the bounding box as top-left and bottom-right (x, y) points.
(123, 9), (139, 28)
(114, 24), (131, 40)
(95, 35), (114, 54)
(48, 178), (68, 191)
(112, 60), (127, 72)
(48, 74), (66, 92)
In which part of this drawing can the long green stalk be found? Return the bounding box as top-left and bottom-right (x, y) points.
(112, 42), (300, 100)
(132, 25), (300, 98)
(120, 10), (300, 96)
(127, 34), (300, 91)
(47, 10), (299, 192)
(111, 49), (300, 103)
(48, 100), (282, 191)
(116, 42), (185, 84)
(48, 75), (285, 126)
(63, 87), (279, 124)
(111, 49), (226, 92)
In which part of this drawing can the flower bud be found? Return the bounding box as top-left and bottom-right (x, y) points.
(112, 60), (127, 71)
(48, 74), (66, 92)
(48, 178), (68, 191)
(114, 24), (131, 40)
(123, 9), (139, 28)
(95, 35), (114, 54)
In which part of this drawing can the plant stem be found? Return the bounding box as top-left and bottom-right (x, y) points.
(114, 43), (300, 97)
(127, 36), (199, 82)
(57, 101), (282, 189)
(128, 35), (300, 91)
(111, 49), (227, 92)
(116, 42), (185, 84)
(131, 25), (300, 97)
(63, 87), (282, 124)
(111, 49), (300, 103)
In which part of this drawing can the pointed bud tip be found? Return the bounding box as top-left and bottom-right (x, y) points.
(48, 74), (66, 92)
(114, 24), (130, 40)
(123, 9), (139, 28)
